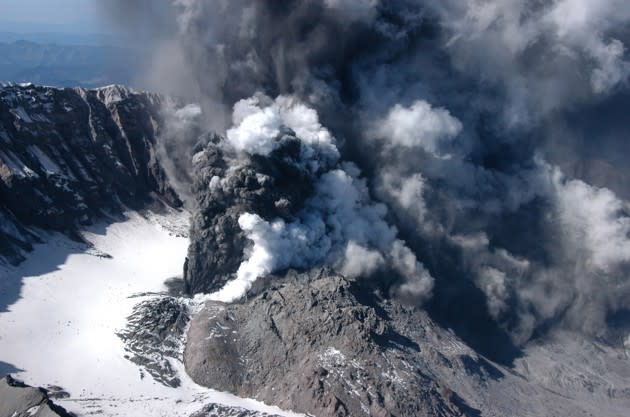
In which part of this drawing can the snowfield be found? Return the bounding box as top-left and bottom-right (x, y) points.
(0, 211), (302, 417)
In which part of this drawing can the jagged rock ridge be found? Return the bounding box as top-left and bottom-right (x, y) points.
(0, 83), (182, 264)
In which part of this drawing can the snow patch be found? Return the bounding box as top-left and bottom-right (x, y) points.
(0, 212), (302, 417)
(28, 145), (62, 175)
(319, 347), (347, 368)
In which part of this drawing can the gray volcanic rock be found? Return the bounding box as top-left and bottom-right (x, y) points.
(184, 134), (313, 295)
(117, 296), (191, 387)
(0, 83), (182, 264)
(185, 268), (630, 417)
(0, 375), (73, 417)
(190, 403), (283, 417)
(185, 269), (480, 417)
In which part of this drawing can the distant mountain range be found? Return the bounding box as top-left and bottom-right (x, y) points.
(0, 29), (124, 46)
(0, 38), (134, 88)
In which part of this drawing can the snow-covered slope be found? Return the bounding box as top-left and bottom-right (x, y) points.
(0, 210), (301, 417)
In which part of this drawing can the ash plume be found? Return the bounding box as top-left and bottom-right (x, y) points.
(103, 0), (630, 351)
(190, 95), (433, 304)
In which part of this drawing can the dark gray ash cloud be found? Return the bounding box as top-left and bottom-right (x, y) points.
(103, 0), (630, 349)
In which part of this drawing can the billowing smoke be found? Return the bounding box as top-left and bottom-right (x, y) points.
(204, 95), (433, 303)
(103, 0), (630, 350)
(432, 0), (630, 124)
(156, 101), (203, 203)
(368, 100), (463, 157)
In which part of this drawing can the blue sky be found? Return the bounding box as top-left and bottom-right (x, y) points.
(0, 0), (107, 33)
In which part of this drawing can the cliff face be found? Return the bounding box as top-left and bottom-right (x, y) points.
(0, 83), (181, 264)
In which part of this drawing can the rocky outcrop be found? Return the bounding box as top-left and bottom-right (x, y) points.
(0, 83), (182, 264)
(185, 269), (482, 417)
(0, 375), (73, 417)
(184, 135), (313, 295)
(117, 296), (191, 387)
(185, 267), (630, 417)
(190, 404), (283, 417)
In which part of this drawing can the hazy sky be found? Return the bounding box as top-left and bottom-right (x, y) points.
(0, 0), (107, 32)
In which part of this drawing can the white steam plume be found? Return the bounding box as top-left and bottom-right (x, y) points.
(227, 94), (339, 172)
(370, 100), (463, 157)
(206, 95), (434, 303)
